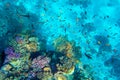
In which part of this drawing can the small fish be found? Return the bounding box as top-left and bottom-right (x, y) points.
(97, 41), (101, 45)
(20, 13), (30, 18)
(51, 34), (55, 37)
(64, 28), (66, 33)
(108, 27), (112, 29)
(113, 33), (118, 36)
(92, 15), (97, 19)
(85, 53), (92, 59)
(112, 49), (117, 53)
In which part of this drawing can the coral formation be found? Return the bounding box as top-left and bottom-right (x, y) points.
(0, 71), (6, 80)
(56, 57), (75, 74)
(0, 34), (94, 80)
(53, 36), (73, 53)
(8, 33), (42, 54)
(32, 56), (50, 71)
(53, 36), (82, 59)
(54, 71), (67, 80)
(4, 47), (21, 64)
(37, 71), (53, 80)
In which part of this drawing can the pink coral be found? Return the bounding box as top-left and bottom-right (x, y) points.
(32, 56), (50, 70)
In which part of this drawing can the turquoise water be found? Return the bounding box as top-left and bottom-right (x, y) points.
(0, 0), (120, 80)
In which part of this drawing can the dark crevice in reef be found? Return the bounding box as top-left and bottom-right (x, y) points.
(0, 51), (6, 68)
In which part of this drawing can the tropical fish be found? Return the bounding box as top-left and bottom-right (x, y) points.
(85, 53), (92, 59)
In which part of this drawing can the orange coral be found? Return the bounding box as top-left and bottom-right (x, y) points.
(66, 53), (73, 58)
(65, 42), (72, 51)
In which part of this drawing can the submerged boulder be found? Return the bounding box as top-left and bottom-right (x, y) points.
(104, 54), (120, 78)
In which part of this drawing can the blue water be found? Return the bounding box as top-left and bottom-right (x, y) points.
(0, 0), (120, 80)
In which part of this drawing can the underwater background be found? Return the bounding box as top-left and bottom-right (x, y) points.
(0, 0), (120, 80)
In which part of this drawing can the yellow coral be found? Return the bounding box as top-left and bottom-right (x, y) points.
(8, 34), (41, 54)
(65, 65), (75, 74)
(57, 76), (66, 80)
(2, 64), (12, 71)
(53, 36), (73, 54)
(43, 66), (51, 72)
(54, 72), (67, 80)
(25, 42), (39, 52)
(10, 59), (21, 67)
(53, 36), (82, 59)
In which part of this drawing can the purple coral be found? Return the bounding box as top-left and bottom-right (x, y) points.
(4, 47), (14, 55)
(4, 47), (21, 63)
(15, 36), (24, 43)
(31, 56), (50, 70)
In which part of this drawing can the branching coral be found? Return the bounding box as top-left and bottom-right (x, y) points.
(31, 56), (50, 71)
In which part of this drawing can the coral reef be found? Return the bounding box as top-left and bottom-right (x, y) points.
(0, 0), (97, 79)
(0, 34), (94, 80)
(32, 56), (50, 71)
(0, 32), (95, 80)
(8, 33), (43, 54)
(0, 71), (6, 80)
(56, 57), (75, 74)
(37, 70), (53, 80)
(53, 36), (82, 59)
(4, 47), (21, 64)
(54, 71), (68, 80)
